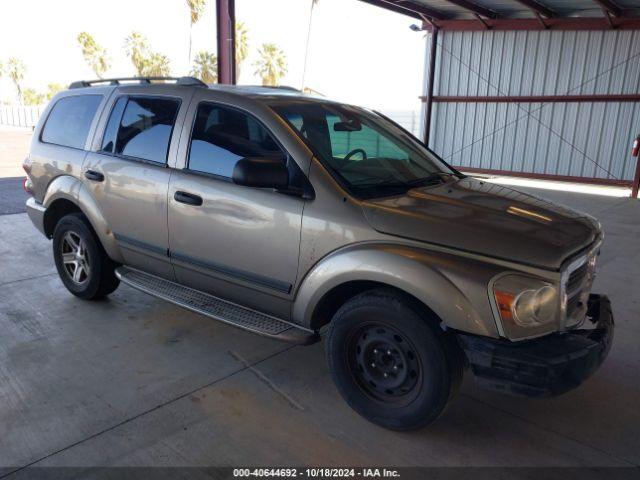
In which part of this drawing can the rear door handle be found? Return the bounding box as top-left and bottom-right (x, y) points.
(84, 170), (104, 182)
(174, 191), (203, 206)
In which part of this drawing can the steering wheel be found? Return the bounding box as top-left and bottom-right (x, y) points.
(344, 148), (368, 162)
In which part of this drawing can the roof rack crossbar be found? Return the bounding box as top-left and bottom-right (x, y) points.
(69, 76), (207, 89)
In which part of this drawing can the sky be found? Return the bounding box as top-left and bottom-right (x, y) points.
(0, 0), (427, 112)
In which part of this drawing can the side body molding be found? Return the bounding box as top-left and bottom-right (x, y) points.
(43, 174), (124, 263)
(292, 243), (503, 338)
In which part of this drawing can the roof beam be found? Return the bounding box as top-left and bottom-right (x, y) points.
(358, 1), (446, 20)
(511, 0), (555, 18)
(433, 16), (640, 30)
(593, 0), (623, 17)
(442, 0), (499, 19)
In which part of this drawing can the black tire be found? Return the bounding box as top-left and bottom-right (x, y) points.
(326, 288), (462, 430)
(52, 213), (119, 300)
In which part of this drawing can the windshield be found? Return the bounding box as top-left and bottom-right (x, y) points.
(271, 101), (456, 198)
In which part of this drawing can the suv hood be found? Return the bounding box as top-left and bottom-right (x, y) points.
(361, 177), (600, 270)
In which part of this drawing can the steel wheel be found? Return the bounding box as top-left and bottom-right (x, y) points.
(349, 322), (422, 405)
(60, 231), (91, 285)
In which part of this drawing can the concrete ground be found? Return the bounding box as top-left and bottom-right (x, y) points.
(1, 128), (639, 473)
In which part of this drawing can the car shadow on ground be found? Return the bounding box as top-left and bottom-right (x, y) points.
(0, 176), (27, 215)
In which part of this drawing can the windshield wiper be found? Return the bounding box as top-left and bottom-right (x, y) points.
(353, 173), (445, 190)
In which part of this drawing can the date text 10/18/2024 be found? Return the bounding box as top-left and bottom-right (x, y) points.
(233, 468), (401, 478)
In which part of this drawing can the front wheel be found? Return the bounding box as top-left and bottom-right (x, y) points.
(52, 213), (120, 300)
(326, 289), (462, 430)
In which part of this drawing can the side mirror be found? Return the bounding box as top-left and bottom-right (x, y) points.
(232, 157), (289, 190)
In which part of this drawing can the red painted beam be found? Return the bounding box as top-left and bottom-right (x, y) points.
(593, 0), (623, 17)
(358, 0), (446, 20)
(216, 0), (236, 84)
(421, 94), (640, 103)
(511, 0), (555, 18)
(456, 166), (632, 187)
(442, 0), (499, 19)
(432, 16), (640, 30)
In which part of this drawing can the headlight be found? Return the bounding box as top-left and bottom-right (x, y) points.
(493, 274), (560, 340)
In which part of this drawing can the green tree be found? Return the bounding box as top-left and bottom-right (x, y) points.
(124, 32), (149, 76)
(301, 0), (319, 89)
(46, 83), (65, 100)
(235, 21), (249, 78)
(77, 32), (110, 78)
(191, 51), (217, 83)
(23, 88), (45, 106)
(124, 32), (171, 77)
(186, 0), (207, 62)
(254, 43), (287, 86)
(7, 58), (26, 104)
(144, 53), (171, 76)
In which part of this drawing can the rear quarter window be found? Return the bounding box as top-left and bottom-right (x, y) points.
(41, 95), (103, 149)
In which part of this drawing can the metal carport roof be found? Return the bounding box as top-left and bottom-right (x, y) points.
(358, 1), (640, 29)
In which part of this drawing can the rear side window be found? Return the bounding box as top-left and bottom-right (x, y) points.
(188, 103), (283, 178)
(102, 96), (180, 164)
(41, 95), (102, 149)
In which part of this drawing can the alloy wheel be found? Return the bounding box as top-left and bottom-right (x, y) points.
(60, 231), (91, 285)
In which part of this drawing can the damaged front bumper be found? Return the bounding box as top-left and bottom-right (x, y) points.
(457, 294), (614, 397)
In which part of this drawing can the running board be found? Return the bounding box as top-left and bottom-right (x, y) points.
(115, 267), (319, 345)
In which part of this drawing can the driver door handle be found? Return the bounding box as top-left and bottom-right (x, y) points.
(84, 170), (104, 182)
(174, 191), (203, 206)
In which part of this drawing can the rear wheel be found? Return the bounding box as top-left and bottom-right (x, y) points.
(326, 289), (462, 430)
(52, 213), (119, 300)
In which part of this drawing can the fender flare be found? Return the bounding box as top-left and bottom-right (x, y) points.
(43, 175), (123, 262)
(292, 243), (499, 337)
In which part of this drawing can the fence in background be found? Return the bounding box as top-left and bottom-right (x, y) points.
(381, 110), (421, 137)
(0, 104), (421, 137)
(0, 105), (45, 128)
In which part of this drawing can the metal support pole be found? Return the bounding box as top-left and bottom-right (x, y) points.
(632, 161), (640, 198)
(216, 0), (236, 84)
(423, 27), (439, 146)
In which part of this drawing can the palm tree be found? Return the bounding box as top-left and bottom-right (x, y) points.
(301, 0), (319, 90)
(23, 88), (45, 106)
(124, 32), (172, 77)
(235, 21), (249, 78)
(254, 43), (287, 87)
(186, 0), (207, 62)
(76, 32), (110, 78)
(46, 83), (65, 101)
(124, 32), (150, 76)
(144, 53), (172, 76)
(191, 51), (217, 83)
(7, 58), (26, 104)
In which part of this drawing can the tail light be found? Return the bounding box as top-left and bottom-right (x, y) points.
(22, 157), (34, 195)
(23, 177), (34, 195)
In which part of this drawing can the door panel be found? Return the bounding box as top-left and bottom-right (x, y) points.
(168, 172), (304, 319)
(167, 100), (305, 319)
(81, 89), (191, 279)
(82, 153), (174, 278)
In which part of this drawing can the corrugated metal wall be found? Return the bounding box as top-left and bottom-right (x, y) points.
(427, 29), (640, 181)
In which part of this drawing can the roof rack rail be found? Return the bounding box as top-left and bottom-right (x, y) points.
(68, 76), (207, 89)
(245, 85), (300, 92)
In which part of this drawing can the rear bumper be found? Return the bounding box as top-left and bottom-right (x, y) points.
(457, 294), (614, 397)
(26, 197), (47, 236)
